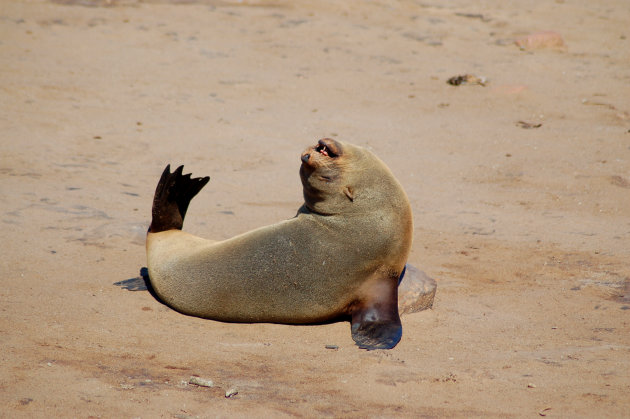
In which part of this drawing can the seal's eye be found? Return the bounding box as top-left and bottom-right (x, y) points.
(316, 143), (338, 158)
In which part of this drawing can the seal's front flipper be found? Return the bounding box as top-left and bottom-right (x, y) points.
(350, 277), (402, 350)
(149, 165), (210, 233)
(351, 318), (402, 350)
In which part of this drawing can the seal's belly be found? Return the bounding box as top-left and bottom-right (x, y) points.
(147, 221), (361, 323)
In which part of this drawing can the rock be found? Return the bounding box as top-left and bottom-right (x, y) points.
(398, 264), (437, 314)
(447, 74), (488, 86)
(515, 31), (566, 50)
(189, 376), (214, 388)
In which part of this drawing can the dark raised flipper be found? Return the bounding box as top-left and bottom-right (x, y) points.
(149, 165), (210, 233)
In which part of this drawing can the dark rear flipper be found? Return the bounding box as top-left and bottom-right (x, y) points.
(149, 165), (210, 233)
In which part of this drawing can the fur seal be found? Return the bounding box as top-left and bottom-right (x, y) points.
(146, 138), (413, 349)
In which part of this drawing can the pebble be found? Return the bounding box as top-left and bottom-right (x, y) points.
(447, 74), (488, 86)
(515, 31), (565, 50)
(189, 376), (214, 388)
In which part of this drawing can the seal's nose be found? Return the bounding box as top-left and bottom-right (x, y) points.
(301, 153), (310, 163)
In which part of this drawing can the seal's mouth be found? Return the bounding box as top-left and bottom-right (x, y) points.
(315, 140), (338, 158)
(301, 138), (342, 165)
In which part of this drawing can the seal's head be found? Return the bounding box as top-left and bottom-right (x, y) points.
(300, 137), (412, 218)
(299, 138), (355, 215)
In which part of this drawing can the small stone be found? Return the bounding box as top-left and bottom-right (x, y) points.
(225, 388), (238, 398)
(516, 121), (542, 129)
(189, 376), (214, 387)
(398, 264), (437, 315)
(515, 31), (565, 51)
(446, 74), (487, 86)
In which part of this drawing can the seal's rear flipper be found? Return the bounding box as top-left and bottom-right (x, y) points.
(149, 165), (210, 233)
(114, 267), (151, 291)
(350, 278), (402, 350)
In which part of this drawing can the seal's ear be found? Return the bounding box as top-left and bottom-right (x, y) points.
(343, 186), (354, 202)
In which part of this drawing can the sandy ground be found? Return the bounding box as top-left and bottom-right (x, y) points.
(2, 0), (630, 417)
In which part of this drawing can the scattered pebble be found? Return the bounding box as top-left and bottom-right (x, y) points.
(325, 344), (339, 350)
(225, 388), (238, 398)
(189, 376), (214, 388)
(539, 407), (552, 416)
(582, 99), (630, 120)
(447, 74), (487, 86)
(528, 383), (537, 388)
(515, 31), (565, 50)
(517, 121), (542, 129)
(454, 12), (489, 21)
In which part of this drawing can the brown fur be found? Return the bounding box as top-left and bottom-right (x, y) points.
(146, 138), (413, 349)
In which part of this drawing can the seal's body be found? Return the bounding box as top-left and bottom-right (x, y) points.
(146, 139), (412, 349)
